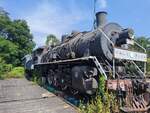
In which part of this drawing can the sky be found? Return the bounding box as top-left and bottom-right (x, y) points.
(0, 0), (150, 47)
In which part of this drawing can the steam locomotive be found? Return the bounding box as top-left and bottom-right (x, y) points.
(23, 11), (150, 112)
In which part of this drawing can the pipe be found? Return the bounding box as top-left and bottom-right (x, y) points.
(96, 11), (107, 27)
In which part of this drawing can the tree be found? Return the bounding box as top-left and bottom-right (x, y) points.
(135, 37), (150, 57)
(12, 20), (35, 64)
(0, 7), (9, 19)
(45, 34), (60, 46)
(0, 8), (35, 66)
(135, 37), (150, 75)
(0, 37), (19, 66)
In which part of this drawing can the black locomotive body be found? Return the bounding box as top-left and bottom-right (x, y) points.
(24, 12), (150, 112)
(38, 11), (136, 94)
(41, 12), (133, 63)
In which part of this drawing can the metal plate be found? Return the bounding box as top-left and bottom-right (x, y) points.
(114, 48), (147, 62)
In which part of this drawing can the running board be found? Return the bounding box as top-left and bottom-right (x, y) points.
(35, 56), (107, 80)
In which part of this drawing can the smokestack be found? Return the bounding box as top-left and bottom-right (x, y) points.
(96, 11), (107, 27)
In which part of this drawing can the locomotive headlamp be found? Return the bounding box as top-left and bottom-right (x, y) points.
(120, 28), (134, 40)
(116, 28), (134, 46)
(127, 29), (134, 39)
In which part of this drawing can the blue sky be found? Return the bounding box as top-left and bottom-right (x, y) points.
(0, 0), (150, 47)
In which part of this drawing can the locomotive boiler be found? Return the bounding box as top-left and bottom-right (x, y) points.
(41, 12), (134, 62)
(24, 11), (150, 112)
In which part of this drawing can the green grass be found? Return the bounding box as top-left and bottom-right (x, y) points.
(4, 67), (25, 79)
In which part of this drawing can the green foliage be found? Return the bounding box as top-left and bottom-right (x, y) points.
(0, 57), (13, 79)
(79, 76), (117, 113)
(0, 7), (9, 18)
(0, 38), (19, 66)
(134, 37), (150, 75)
(45, 34), (60, 46)
(0, 8), (35, 66)
(79, 92), (117, 113)
(0, 55), (24, 79)
(135, 37), (150, 57)
(6, 67), (24, 78)
(79, 96), (104, 113)
(98, 75), (105, 96)
(0, 8), (34, 78)
(147, 58), (150, 75)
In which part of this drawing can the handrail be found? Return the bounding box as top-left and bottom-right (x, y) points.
(134, 40), (147, 76)
(121, 61), (140, 78)
(97, 28), (147, 77)
(132, 61), (144, 75)
(92, 56), (107, 80)
(98, 28), (115, 47)
(134, 40), (146, 53)
(97, 28), (116, 78)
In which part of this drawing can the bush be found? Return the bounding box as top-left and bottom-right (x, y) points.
(6, 67), (24, 78)
(0, 57), (13, 79)
(0, 63), (12, 75)
(79, 76), (118, 113)
(147, 58), (150, 75)
(0, 57), (24, 79)
(79, 92), (117, 113)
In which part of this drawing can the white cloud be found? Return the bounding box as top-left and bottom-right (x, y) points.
(23, 0), (89, 47)
(98, 0), (107, 9)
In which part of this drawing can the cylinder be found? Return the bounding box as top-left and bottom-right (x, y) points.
(96, 11), (107, 27)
